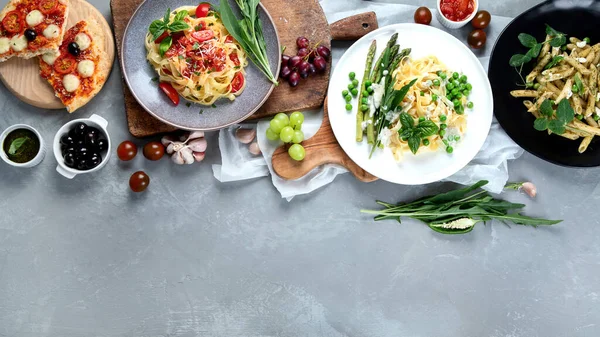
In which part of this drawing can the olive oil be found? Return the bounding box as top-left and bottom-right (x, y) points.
(2, 129), (40, 164)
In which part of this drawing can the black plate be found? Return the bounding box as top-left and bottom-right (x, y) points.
(489, 0), (600, 167)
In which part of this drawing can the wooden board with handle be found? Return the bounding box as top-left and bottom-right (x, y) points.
(110, 0), (377, 137)
(272, 98), (378, 183)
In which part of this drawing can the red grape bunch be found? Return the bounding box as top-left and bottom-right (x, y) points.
(280, 36), (331, 87)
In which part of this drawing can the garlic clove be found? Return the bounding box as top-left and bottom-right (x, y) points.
(521, 182), (537, 198)
(182, 148), (195, 164)
(235, 128), (256, 144)
(188, 131), (205, 141)
(172, 151), (185, 165)
(248, 142), (261, 155)
(193, 151), (205, 162)
(161, 135), (177, 147)
(187, 138), (207, 153)
(166, 143), (175, 154)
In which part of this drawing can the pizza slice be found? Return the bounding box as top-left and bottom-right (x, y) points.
(39, 18), (110, 113)
(0, 0), (69, 61)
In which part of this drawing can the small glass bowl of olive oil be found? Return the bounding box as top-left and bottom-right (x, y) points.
(0, 125), (45, 168)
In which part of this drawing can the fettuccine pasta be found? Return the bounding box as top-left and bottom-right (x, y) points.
(145, 6), (248, 105)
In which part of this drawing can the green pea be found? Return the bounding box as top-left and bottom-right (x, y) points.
(577, 114), (584, 120)
(352, 79), (359, 87)
(459, 83), (466, 91)
(439, 129), (446, 137)
(453, 99), (460, 108)
(561, 45), (567, 51)
(345, 104), (352, 111)
(362, 90), (369, 97)
(585, 37), (591, 44)
(456, 105), (465, 115)
(459, 75), (467, 83)
(419, 116), (426, 122)
(420, 91), (425, 96)
(454, 135), (461, 141)
(447, 82), (455, 91)
(432, 94), (438, 101)
(467, 101), (474, 109)
(345, 95), (352, 102)
(440, 123), (447, 130)
(349, 72), (356, 80)
(453, 72), (459, 79)
(443, 139), (449, 146)
(361, 97), (368, 104)
(342, 90), (349, 98)
(455, 93), (463, 99)
(573, 86), (579, 94)
(348, 83), (355, 90)
(446, 146), (454, 154)
(361, 104), (368, 112)
(452, 88), (459, 95)
(351, 88), (359, 97)
(440, 72), (447, 80)
(423, 138), (430, 146)
(433, 79), (440, 86)
(533, 83), (541, 90)
(594, 115), (600, 121)
(466, 83), (472, 91)
(367, 86), (374, 94)
(440, 115), (447, 122)
(453, 80), (461, 87)
(365, 80), (372, 87)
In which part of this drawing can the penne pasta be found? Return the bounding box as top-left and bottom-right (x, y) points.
(572, 95), (584, 115)
(510, 90), (538, 98)
(556, 78), (573, 102)
(526, 54), (552, 83)
(565, 56), (592, 75)
(579, 136), (594, 153)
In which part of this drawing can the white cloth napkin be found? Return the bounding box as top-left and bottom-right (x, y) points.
(213, 0), (524, 199)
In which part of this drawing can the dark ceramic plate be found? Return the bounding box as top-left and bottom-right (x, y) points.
(121, 0), (280, 131)
(489, 0), (600, 167)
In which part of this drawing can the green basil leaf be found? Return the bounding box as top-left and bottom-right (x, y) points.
(163, 7), (171, 24)
(533, 117), (549, 131)
(539, 99), (554, 117)
(168, 21), (190, 32)
(391, 78), (418, 110)
(398, 128), (412, 139)
(159, 36), (172, 57)
(509, 54), (531, 67)
(149, 20), (166, 40)
(8, 137), (28, 155)
(518, 33), (538, 48)
(416, 120), (439, 137)
(399, 112), (414, 130)
(407, 134), (421, 155)
(548, 119), (566, 134)
(526, 44), (543, 59)
(556, 98), (575, 124)
(174, 9), (188, 22)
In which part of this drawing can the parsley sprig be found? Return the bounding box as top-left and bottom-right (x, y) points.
(509, 25), (567, 67)
(398, 113), (439, 154)
(149, 9), (190, 56)
(533, 99), (575, 134)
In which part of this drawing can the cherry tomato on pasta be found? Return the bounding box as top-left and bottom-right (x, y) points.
(195, 3), (211, 18)
(159, 82), (180, 106)
(230, 72), (245, 93)
(154, 31), (169, 43)
(192, 30), (214, 42)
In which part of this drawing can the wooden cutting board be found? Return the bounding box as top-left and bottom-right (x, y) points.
(110, 0), (378, 137)
(272, 97), (378, 182)
(0, 0), (115, 110)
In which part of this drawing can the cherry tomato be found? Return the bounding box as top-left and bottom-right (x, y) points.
(229, 53), (240, 66)
(468, 29), (487, 49)
(129, 171), (150, 193)
(154, 31), (169, 44)
(2, 11), (24, 33)
(159, 82), (180, 106)
(143, 141), (165, 161)
(414, 7), (432, 25)
(28, 36), (47, 51)
(39, 0), (59, 14)
(230, 72), (245, 93)
(53, 55), (77, 74)
(224, 35), (234, 44)
(117, 140), (137, 161)
(471, 10), (491, 29)
(191, 30), (214, 42)
(195, 3), (211, 18)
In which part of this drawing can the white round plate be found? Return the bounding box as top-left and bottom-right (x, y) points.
(328, 23), (493, 185)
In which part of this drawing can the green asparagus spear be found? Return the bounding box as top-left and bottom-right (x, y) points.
(357, 40), (377, 142)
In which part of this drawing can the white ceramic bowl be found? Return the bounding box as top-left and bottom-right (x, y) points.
(436, 0), (479, 29)
(0, 124), (46, 168)
(53, 114), (111, 179)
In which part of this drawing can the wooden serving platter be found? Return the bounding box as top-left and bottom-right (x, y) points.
(110, 0), (377, 137)
(272, 98), (378, 183)
(0, 0), (115, 110)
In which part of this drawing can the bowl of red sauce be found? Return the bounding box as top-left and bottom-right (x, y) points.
(437, 0), (478, 29)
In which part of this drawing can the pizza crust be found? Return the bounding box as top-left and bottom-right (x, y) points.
(0, 0), (69, 62)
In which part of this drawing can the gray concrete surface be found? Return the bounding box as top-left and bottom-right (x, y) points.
(1, 0), (599, 336)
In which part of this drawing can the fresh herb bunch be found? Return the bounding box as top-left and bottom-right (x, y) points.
(362, 180), (561, 235)
(533, 99), (574, 134)
(219, 0), (278, 84)
(149, 9), (191, 57)
(509, 25), (567, 67)
(398, 112), (439, 154)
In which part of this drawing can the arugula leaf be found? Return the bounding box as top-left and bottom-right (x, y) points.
(556, 99), (575, 124)
(416, 120), (439, 137)
(509, 54), (531, 67)
(158, 36), (172, 57)
(539, 99), (554, 117)
(518, 33), (538, 48)
(399, 113), (414, 129)
(544, 55), (564, 70)
(548, 119), (566, 134)
(407, 134), (421, 154)
(8, 137), (28, 155)
(173, 10), (188, 21)
(534, 117), (549, 131)
(169, 21), (190, 32)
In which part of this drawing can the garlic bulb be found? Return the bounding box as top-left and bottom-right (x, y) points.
(161, 131), (207, 165)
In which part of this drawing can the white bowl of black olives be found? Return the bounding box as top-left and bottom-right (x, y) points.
(53, 114), (111, 179)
